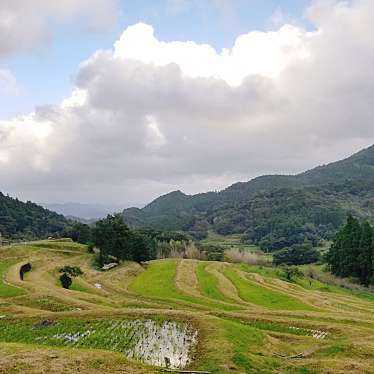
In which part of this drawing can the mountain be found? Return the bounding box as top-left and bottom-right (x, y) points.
(43, 203), (123, 220)
(0, 193), (69, 240)
(123, 144), (374, 250)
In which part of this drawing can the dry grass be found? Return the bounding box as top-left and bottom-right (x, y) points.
(224, 248), (269, 266)
(0, 343), (156, 374)
(2, 241), (374, 373)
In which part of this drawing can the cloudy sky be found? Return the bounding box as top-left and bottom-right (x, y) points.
(0, 0), (373, 208)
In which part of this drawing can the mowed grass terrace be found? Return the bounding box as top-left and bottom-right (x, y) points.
(1, 240), (374, 373)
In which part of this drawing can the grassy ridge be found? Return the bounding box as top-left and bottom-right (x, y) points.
(129, 260), (240, 311)
(128, 260), (177, 299)
(224, 268), (314, 311)
(196, 262), (228, 302)
(0, 260), (24, 297)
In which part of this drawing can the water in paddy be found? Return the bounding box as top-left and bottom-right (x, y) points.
(0, 318), (198, 369)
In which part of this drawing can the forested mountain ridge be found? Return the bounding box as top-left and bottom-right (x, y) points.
(0, 192), (69, 240)
(123, 145), (374, 249)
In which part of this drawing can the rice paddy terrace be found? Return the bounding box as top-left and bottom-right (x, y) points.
(1, 240), (374, 373)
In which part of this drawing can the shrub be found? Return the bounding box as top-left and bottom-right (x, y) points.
(282, 266), (303, 281)
(60, 273), (72, 289)
(206, 251), (224, 261)
(59, 265), (83, 289)
(59, 266), (83, 277)
(199, 244), (225, 262)
(19, 263), (31, 280)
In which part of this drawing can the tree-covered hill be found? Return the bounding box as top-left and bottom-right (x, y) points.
(123, 144), (374, 249)
(0, 192), (68, 240)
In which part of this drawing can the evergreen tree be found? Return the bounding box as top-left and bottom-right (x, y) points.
(327, 216), (374, 286)
(327, 230), (343, 276)
(92, 214), (131, 265)
(357, 222), (372, 286)
(64, 223), (92, 244)
(340, 215), (361, 277)
(129, 231), (157, 263)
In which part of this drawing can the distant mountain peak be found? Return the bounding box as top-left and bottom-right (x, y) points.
(123, 143), (374, 234)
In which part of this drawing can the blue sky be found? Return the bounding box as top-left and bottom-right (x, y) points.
(1, 0), (311, 120)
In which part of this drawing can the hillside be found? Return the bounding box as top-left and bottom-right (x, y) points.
(1, 239), (374, 373)
(0, 193), (68, 240)
(123, 145), (374, 249)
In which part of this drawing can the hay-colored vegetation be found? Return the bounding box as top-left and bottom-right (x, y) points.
(2, 240), (374, 373)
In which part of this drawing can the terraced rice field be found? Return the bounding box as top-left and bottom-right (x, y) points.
(1, 240), (374, 373)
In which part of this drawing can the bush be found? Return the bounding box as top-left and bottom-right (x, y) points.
(19, 263), (31, 280)
(60, 273), (72, 289)
(282, 266), (303, 281)
(59, 266), (83, 277)
(199, 244), (225, 262)
(206, 251), (224, 261)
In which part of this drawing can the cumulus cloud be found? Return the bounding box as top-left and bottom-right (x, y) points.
(0, 0), (118, 56)
(1, 0), (374, 205)
(113, 23), (312, 85)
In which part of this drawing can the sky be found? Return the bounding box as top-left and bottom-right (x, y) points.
(0, 0), (374, 208)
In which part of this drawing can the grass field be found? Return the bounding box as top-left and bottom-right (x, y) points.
(225, 267), (315, 311)
(129, 259), (241, 311)
(2, 240), (374, 373)
(0, 260), (25, 297)
(196, 262), (228, 302)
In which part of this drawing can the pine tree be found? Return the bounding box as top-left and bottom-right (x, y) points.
(327, 216), (374, 286)
(357, 222), (373, 286)
(327, 230), (343, 276)
(340, 215), (361, 277)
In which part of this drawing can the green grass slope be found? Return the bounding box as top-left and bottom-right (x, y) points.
(2, 240), (374, 373)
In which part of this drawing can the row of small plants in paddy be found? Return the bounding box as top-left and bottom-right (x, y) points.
(238, 319), (328, 340)
(0, 317), (197, 369)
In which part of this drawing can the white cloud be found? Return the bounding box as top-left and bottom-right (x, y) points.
(1, 0), (374, 205)
(0, 0), (118, 57)
(113, 22), (313, 86)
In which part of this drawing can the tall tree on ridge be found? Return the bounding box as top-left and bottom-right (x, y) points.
(340, 215), (361, 277)
(92, 214), (131, 265)
(357, 221), (373, 286)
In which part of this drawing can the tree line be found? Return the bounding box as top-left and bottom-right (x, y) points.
(64, 214), (227, 266)
(327, 215), (374, 286)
